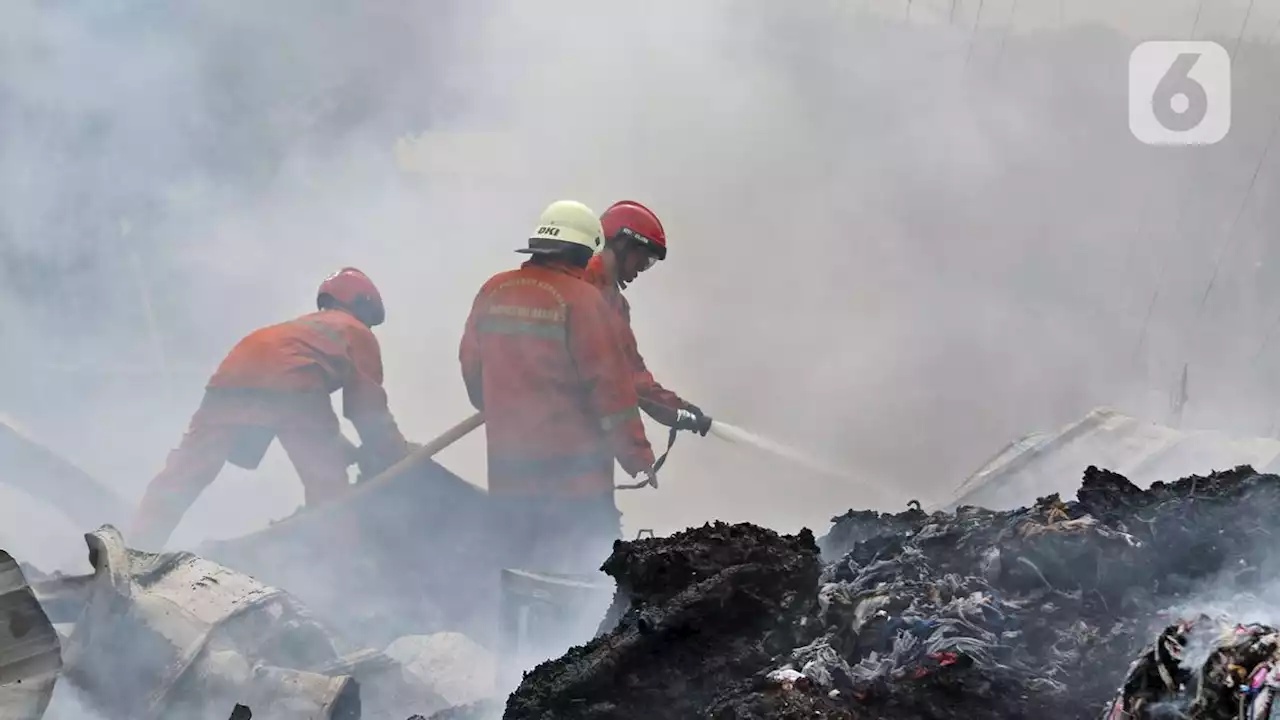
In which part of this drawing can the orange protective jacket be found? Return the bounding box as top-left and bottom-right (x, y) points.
(200, 309), (409, 462)
(583, 255), (697, 427)
(459, 260), (655, 498)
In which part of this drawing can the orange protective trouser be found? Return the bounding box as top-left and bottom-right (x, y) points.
(130, 422), (350, 550)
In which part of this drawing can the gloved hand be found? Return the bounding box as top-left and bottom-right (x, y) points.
(674, 407), (713, 436)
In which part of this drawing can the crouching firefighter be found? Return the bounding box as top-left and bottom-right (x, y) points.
(128, 267), (413, 549)
(585, 201), (714, 456)
(459, 199), (657, 575)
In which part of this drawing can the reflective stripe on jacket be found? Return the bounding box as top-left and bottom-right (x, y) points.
(459, 260), (655, 497)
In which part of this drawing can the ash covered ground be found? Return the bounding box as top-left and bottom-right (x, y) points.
(475, 466), (1280, 720)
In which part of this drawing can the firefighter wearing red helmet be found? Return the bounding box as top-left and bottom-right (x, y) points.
(585, 200), (713, 436)
(460, 200), (656, 573)
(127, 267), (413, 549)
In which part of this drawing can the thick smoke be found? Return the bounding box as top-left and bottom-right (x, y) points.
(4, 0), (1280, 568)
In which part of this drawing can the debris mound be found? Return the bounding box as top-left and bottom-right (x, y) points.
(505, 465), (1280, 719)
(505, 522), (824, 719)
(425, 698), (506, 720)
(1104, 620), (1280, 719)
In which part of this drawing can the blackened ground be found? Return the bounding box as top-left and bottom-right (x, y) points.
(505, 522), (823, 720)
(500, 466), (1280, 720)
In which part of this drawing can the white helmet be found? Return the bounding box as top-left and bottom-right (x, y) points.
(519, 200), (605, 256)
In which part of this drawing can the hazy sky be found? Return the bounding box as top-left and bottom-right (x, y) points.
(4, 0), (1280, 570)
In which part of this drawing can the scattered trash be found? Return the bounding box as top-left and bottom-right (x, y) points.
(17, 451), (1280, 718)
(501, 464), (1280, 719)
(1105, 619), (1280, 719)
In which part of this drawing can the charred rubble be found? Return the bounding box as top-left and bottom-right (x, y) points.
(16, 465), (1280, 719)
(5, 525), (454, 720)
(1103, 617), (1280, 719)
(503, 465), (1280, 719)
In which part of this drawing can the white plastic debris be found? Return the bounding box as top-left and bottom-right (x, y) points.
(384, 632), (496, 707)
(767, 667), (806, 686)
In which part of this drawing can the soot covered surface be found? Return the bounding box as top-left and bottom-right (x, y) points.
(501, 466), (1280, 719)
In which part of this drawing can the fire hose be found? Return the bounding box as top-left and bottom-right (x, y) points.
(393, 412), (678, 492)
(410, 414), (850, 493)
(613, 425), (679, 491)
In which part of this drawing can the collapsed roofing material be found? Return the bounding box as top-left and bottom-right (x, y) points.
(200, 457), (497, 649)
(23, 525), (451, 720)
(941, 407), (1280, 511)
(504, 464), (1280, 719)
(0, 550), (61, 720)
(56, 525), (361, 720)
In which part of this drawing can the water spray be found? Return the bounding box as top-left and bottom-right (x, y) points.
(706, 419), (902, 506)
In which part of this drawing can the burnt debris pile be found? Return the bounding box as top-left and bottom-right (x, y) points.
(504, 465), (1280, 719)
(1105, 620), (1280, 719)
(505, 522), (825, 719)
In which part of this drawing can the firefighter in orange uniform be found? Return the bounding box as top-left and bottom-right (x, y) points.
(460, 200), (656, 573)
(585, 200), (713, 437)
(128, 267), (412, 548)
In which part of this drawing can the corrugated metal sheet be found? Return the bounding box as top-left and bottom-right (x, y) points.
(940, 407), (1280, 511)
(62, 526), (360, 720)
(0, 550), (61, 720)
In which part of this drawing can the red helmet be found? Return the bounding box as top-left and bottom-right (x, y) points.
(317, 267), (385, 327)
(600, 200), (667, 261)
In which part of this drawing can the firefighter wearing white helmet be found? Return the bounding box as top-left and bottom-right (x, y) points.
(516, 199), (605, 263)
(460, 198), (657, 575)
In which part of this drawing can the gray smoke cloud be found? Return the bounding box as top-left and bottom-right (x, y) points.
(3, 0), (1280, 570)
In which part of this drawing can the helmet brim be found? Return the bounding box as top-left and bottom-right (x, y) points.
(614, 227), (666, 260)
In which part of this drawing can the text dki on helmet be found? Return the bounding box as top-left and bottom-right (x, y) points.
(317, 267), (386, 327)
(517, 200), (605, 268)
(600, 200), (666, 271)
